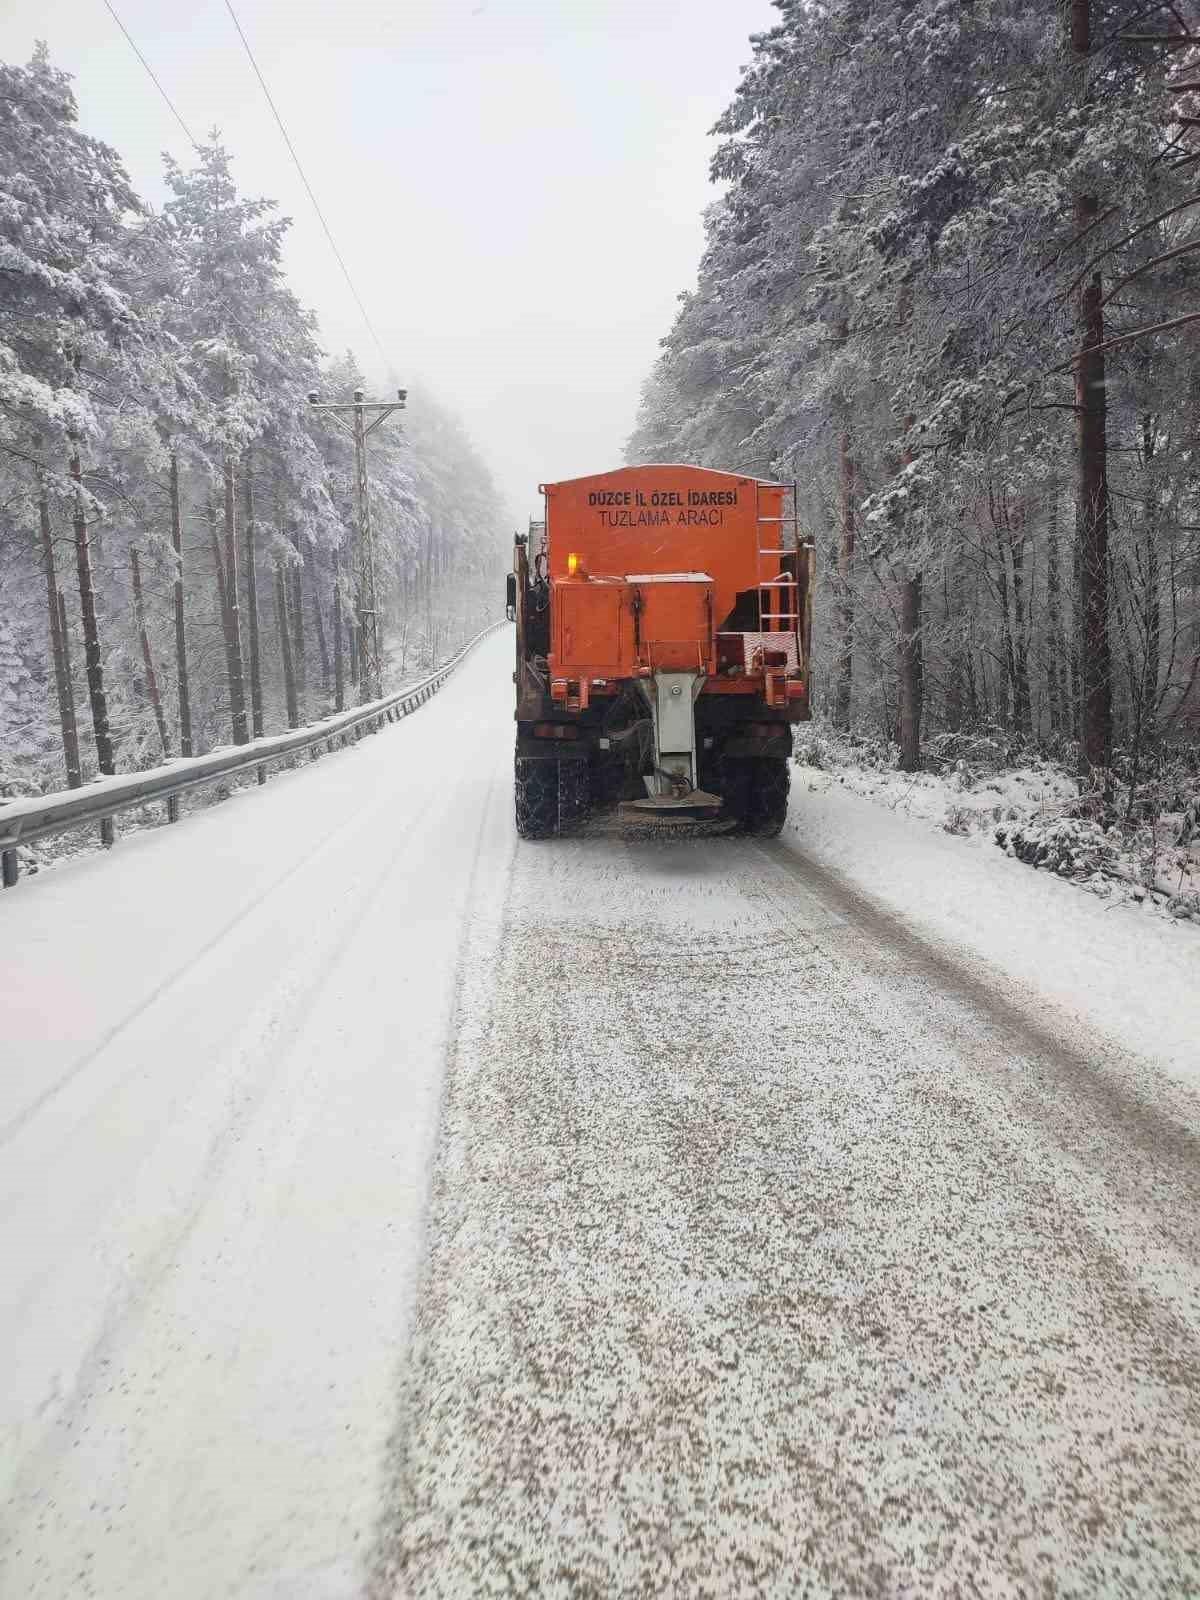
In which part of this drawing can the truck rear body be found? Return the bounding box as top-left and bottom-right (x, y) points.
(509, 464), (813, 836)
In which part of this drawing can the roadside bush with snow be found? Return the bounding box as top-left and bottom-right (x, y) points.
(793, 720), (1076, 834)
(994, 817), (1118, 884)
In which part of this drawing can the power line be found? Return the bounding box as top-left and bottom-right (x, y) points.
(220, 0), (392, 374)
(101, 0), (199, 150)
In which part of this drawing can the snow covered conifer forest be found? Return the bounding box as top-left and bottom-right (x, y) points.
(628, 0), (1200, 847)
(0, 46), (507, 812)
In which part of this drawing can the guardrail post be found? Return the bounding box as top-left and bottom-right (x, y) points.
(167, 794), (180, 824)
(2, 848), (17, 889)
(100, 818), (115, 849)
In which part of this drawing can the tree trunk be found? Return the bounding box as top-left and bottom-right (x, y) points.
(896, 410), (923, 772)
(348, 609), (360, 689)
(38, 476), (82, 787)
(308, 540), (331, 695)
(169, 452), (193, 758)
(130, 548), (170, 757)
(275, 483), (308, 720)
(1046, 476), (1067, 736)
(1142, 416), (1162, 729)
(1072, 0), (1112, 773)
(276, 568), (299, 729)
(991, 492), (1015, 729)
(69, 445), (115, 777)
(290, 554), (307, 720)
(897, 574), (922, 770)
(964, 639), (979, 728)
(425, 522), (435, 652)
(243, 456), (264, 739)
(223, 454), (249, 744)
(211, 502), (230, 636)
(943, 558), (964, 732)
(57, 590), (82, 783)
(1075, 213), (1113, 771)
(1011, 502), (1032, 737)
(835, 428), (856, 728)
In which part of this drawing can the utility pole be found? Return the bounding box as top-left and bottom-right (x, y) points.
(307, 386), (407, 701)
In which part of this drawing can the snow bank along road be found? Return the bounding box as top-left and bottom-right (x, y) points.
(4, 630), (1199, 1598)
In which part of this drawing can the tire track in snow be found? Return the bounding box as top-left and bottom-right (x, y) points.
(0, 730), (449, 1151)
(3, 783), (443, 1503)
(367, 742), (517, 1600)
(761, 839), (1200, 1260)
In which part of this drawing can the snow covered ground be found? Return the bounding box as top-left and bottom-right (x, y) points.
(3, 631), (1199, 1597)
(790, 771), (1200, 1092)
(794, 727), (1200, 923)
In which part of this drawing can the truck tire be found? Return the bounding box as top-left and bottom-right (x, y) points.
(718, 754), (751, 830)
(515, 756), (558, 839)
(558, 757), (590, 831)
(745, 756), (790, 837)
(591, 750), (626, 807)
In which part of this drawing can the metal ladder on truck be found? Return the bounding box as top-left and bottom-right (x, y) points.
(754, 479), (800, 707)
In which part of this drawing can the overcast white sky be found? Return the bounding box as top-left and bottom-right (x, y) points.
(0, 0), (776, 521)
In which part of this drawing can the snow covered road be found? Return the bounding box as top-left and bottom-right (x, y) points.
(371, 748), (1200, 1593)
(4, 627), (1199, 1597)
(1, 631), (515, 1598)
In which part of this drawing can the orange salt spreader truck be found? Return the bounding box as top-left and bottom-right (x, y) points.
(505, 464), (814, 838)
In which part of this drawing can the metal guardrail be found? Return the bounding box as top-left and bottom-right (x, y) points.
(1, 621), (505, 890)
